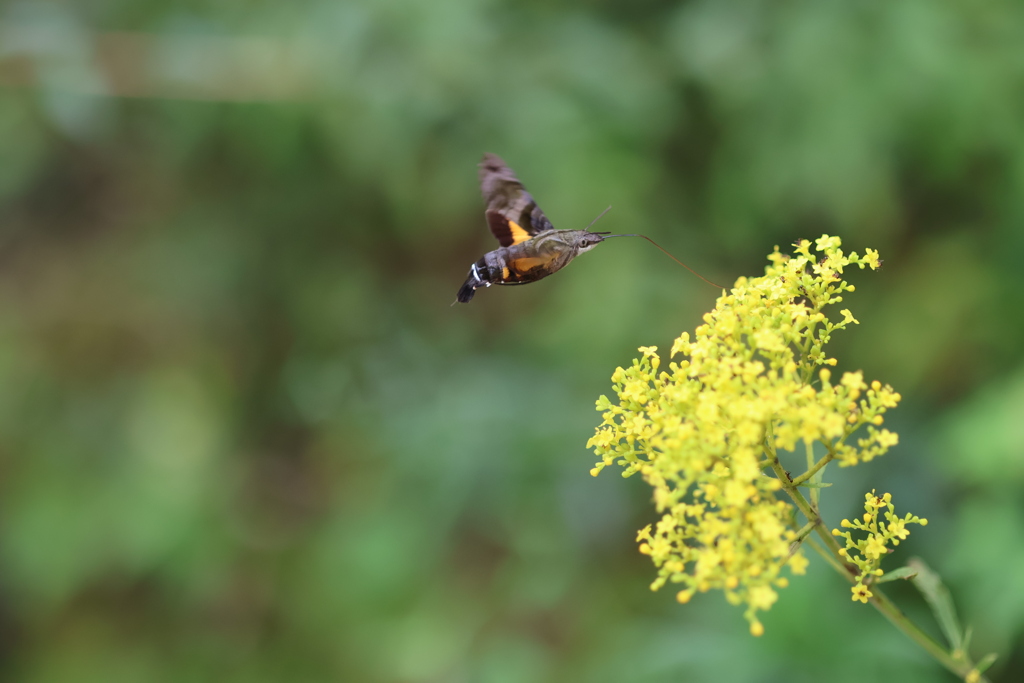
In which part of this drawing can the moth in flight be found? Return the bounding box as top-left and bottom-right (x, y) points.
(455, 154), (617, 303)
(455, 154), (720, 304)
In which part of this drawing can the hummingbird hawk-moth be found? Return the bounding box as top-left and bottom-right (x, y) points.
(454, 154), (721, 303)
(455, 154), (622, 304)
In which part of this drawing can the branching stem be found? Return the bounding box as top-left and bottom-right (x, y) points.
(790, 452), (834, 488)
(774, 437), (988, 682)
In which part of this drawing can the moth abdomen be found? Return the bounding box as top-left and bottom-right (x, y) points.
(456, 257), (498, 303)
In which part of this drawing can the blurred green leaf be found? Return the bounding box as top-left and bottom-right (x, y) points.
(908, 557), (963, 652)
(875, 566), (918, 584)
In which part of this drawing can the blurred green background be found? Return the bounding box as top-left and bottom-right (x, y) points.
(0, 1), (1022, 681)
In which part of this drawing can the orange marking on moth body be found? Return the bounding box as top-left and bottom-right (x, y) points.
(502, 266), (510, 279)
(506, 255), (555, 277)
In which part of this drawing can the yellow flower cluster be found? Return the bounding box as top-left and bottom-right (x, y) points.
(833, 491), (927, 603)
(588, 235), (900, 633)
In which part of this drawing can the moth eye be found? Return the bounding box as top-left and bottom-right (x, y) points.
(580, 240), (589, 248)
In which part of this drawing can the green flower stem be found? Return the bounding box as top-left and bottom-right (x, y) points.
(790, 452), (835, 488)
(804, 536), (848, 576)
(794, 520), (818, 543)
(804, 441), (820, 508)
(768, 454), (844, 557)
(764, 426), (841, 556)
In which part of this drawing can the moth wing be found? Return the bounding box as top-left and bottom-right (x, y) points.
(479, 154), (554, 247)
(485, 211), (533, 247)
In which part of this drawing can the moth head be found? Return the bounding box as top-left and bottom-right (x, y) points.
(574, 230), (609, 254)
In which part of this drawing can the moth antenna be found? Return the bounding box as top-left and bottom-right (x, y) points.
(600, 233), (725, 289)
(582, 205), (613, 231)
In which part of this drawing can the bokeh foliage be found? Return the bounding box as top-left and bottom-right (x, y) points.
(0, 0), (1022, 681)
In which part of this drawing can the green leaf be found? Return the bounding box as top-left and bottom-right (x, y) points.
(975, 652), (998, 674)
(874, 566), (918, 584)
(797, 481), (833, 489)
(908, 557), (963, 651)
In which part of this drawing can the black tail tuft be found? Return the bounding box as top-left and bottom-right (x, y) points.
(456, 279), (477, 303)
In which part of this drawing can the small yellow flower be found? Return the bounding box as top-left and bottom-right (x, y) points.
(864, 535), (887, 560)
(851, 584), (872, 603)
(841, 371), (866, 391)
(815, 235), (842, 252)
(888, 518), (909, 541)
(748, 585), (779, 610)
(863, 248), (881, 269)
(788, 554), (809, 576)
